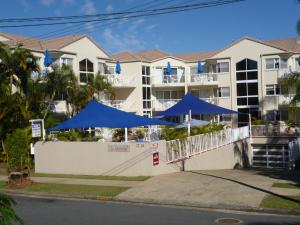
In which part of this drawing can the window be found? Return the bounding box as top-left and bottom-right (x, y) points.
(216, 62), (229, 73)
(266, 110), (288, 122)
(79, 59), (94, 84)
(98, 62), (105, 74)
(190, 66), (198, 75)
(61, 58), (73, 69)
(142, 66), (151, 85)
(265, 58), (288, 70)
(155, 90), (183, 100)
(266, 84), (281, 95)
(217, 87), (230, 97)
(142, 65), (150, 75)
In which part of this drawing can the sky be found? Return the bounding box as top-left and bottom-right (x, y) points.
(0, 0), (299, 55)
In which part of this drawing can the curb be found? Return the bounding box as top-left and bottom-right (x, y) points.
(2, 189), (300, 217)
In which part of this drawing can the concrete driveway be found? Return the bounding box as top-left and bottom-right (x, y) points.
(115, 169), (295, 210)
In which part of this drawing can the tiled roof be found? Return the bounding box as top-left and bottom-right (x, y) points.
(0, 32), (92, 52)
(113, 51), (144, 62)
(174, 50), (220, 62)
(137, 50), (169, 61)
(265, 37), (300, 53)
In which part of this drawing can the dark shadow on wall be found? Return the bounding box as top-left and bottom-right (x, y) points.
(188, 171), (300, 205)
(233, 140), (251, 168)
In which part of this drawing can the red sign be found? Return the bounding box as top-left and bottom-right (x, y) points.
(153, 152), (159, 166)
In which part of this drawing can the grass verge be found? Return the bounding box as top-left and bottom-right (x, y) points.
(33, 173), (150, 181)
(23, 183), (129, 197)
(260, 195), (300, 210)
(272, 183), (300, 189)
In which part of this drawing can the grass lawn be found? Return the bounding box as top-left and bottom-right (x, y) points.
(260, 195), (300, 210)
(272, 182), (300, 189)
(23, 183), (129, 197)
(33, 173), (150, 181)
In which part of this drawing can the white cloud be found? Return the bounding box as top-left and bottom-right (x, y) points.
(118, 17), (129, 25)
(105, 4), (113, 13)
(40, 0), (55, 6)
(145, 24), (158, 32)
(102, 28), (144, 52)
(81, 0), (97, 31)
(129, 18), (145, 31)
(19, 0), (30, 11)
(81, 0), (96, 15)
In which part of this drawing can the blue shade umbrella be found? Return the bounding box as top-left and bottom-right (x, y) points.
(115, 61), (121, 74)
(298, 56), (300, 66)
(166, 62), (172, 76)
(197, 61), (203, 74)
(43, 49), (53, 67)
(175, 119), (209, 129)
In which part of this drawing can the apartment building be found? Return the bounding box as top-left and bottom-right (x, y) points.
(1, 32), (299, 126)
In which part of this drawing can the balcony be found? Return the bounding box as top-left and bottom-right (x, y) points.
(189, 73), (218, 86)
(151, 75), (185, 87)
(265, 94), (298, 107)
(101, 100), (136, 112)
(251, 125), (300, 137)
(152, 99), (181, 111)
(152, 97), (218, 111)
(105, 74), (135, 88)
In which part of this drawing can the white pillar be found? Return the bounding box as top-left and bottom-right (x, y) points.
(125, 128), (128, 142)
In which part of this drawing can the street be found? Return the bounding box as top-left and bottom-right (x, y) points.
(14, 196), (300, 225)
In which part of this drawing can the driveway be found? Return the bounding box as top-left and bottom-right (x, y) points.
(115, 169), (296, 210)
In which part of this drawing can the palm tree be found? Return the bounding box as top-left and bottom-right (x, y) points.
(93, 73), (115, 101)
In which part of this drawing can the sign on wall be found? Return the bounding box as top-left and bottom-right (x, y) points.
(31, 121), (42, 138)
(108, 144), (130, 152)
(153, 152), (159, 166)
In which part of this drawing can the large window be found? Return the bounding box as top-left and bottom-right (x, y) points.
(216, 62), (229, 73)
(236, 58), (259, 126)
(265, 58), (288, 70)
(266, 84), (288, 96)
(156, 90), (184, 100)
(142, 65), (151, 110)
(142, 65), (150, 85)
(79, 59), (94, 84)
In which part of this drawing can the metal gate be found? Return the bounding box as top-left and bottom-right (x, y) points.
(252, 144), (289, 169)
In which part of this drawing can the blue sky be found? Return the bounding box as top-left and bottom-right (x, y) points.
(0, 0), (299, 55)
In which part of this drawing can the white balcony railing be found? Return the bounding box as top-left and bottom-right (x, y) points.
(105, 74), (134, 87)
(201, 97), (218, 105)
(190, 73), (218, 84)
(151, 75), (185, 85)
(101, 100), (125, 109)
(152, 99), (181, 110)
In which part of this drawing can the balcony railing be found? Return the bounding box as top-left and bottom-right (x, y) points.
(190, 73), (218, 84)
(151, 75), (185, 85)
(105, 74), (134, 87)
(251, 125), (300, 137)
(152, 97), (217, 111)
(152, 99), (181, 110)
(101, 100), (125, 109)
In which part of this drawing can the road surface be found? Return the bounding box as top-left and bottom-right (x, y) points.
(14, 196), (300, 225)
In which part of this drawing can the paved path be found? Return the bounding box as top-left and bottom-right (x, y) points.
(14, 195), (300, 225)
(0, 176), (139, 187)
(116, 169), (298, 210)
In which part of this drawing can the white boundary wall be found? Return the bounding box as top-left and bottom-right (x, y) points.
(35, 138), (251, 176)
(35, 141), (180, 176)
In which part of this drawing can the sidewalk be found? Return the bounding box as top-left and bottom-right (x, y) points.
(0, 176), (140, 188)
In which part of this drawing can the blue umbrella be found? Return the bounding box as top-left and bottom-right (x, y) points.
(115, 61), (121, 74)
(175, 119), (209, 129)
(298, 56), (300, 66)
(44, 48), (53, 67)
(166, 62), (172, 76)
(197, 61), (203, 74)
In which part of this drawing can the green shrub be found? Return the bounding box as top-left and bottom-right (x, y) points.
(4, 128), (31, 172)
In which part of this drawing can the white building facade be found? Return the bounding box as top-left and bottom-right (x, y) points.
(1, 32), (299, 126)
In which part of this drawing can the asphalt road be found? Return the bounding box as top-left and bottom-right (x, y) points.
(14, 196), (300, 225)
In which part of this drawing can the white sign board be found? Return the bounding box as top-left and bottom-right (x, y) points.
(31, 121), (42, 138)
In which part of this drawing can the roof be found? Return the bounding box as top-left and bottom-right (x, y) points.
(114, 37), (300, 63)
(174, 50), (220, 62)
(0, 32), (111, 57)
(265, 37), (300, 53)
